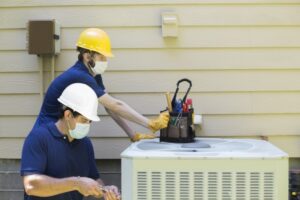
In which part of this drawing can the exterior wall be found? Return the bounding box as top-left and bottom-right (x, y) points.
(0, 0), (300, 199)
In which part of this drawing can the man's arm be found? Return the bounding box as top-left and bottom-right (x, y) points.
(105, 107), (135, 139)
(99, 93), (170, 133)
(23, 174), (103, 197)
(99, 94), (149, 128)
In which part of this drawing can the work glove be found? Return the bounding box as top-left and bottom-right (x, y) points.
(148, 112), (170, 133)
(131, 132), (157, 142)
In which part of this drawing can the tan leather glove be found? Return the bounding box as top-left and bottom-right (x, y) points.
(148, 112), (170, 133)
(131, 132), (157, 142)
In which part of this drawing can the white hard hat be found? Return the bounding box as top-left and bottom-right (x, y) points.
(58, 83), (100, 121)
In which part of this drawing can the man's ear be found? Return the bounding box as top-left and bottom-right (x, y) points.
(64, 110), (72, 120)
(83, 52), (91, 61)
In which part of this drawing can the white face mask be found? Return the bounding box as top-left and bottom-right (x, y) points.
(67, 121), (90, 139)
(92, 61), (108, 75)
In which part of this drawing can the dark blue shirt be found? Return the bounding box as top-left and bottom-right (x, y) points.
(33, 61), (106, 129)
(21, 122), (100, 200)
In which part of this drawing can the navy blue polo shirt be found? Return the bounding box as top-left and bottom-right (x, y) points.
(21, 122), (100, 200)
(33, 61), (106, 129)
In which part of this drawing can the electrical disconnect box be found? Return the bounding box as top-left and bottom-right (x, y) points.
(27, 20), (60, 55)
(161, 12), (179, 37)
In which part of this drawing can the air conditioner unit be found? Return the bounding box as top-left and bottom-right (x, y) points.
(121, 138), (288, 200)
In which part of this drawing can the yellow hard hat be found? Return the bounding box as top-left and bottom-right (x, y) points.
(76, 28), (114, 58)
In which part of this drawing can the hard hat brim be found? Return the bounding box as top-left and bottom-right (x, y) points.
(85, 114), (101, 122)
(58, 98), (100, 122)
(76, 44), (114, 58)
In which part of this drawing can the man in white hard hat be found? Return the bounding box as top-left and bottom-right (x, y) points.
(21, 83), (120, 200)
(33, 28), (169, 142)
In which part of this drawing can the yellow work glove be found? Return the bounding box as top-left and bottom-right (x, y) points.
(148, 112), (170, 133)
(131, 132), (157, 142)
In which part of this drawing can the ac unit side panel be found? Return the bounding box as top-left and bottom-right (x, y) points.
(122, 158), (288, 200)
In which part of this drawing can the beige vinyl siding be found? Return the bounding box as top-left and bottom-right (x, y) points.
(0, 0), (300, 159)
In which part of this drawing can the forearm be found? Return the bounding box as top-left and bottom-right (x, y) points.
(105, 107), (135, 138)
(23, 174), (77, 197)
(99, 94), (149, 128)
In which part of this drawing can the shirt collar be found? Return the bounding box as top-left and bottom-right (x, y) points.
(75, 60), (90, 73)
(46, 122), (81, 144)
(46, 122), (64, 138)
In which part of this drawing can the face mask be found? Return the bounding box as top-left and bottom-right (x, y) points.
(67, 120), (90, 139)
(92, 61), (108, 75)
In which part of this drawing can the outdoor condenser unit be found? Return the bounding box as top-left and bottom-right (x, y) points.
(121, 138), (288, 200)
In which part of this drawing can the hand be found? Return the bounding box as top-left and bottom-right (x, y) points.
(148, 112), (170, 132)
(104, 185), (121, 200)
(131, 132), (156, 142)
(75, 177), (103, 197)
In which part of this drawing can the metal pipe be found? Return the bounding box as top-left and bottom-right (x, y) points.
(38, 56), (44, 100)
(51, 55), (55, 81)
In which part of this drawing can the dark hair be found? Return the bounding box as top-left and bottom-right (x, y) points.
(77, 47), (97, 61)
(58, 104), (81, 119)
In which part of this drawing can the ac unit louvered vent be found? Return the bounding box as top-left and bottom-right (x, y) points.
(208, 172), (218, 200)
(250, 172), (260, 200)
(180, 172), (190, 200)
(137, 172), (147, 200)
(194, 172), (204, 199)
(136, 171), (276, 200)
(165, 172), (175, 200)
(222, 172), (232, 200)
(264, 172), (274, 200)
(236, 172), (246, 199)
(151, 172), (161, 200)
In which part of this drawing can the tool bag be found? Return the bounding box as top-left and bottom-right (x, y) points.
(160, 78), (195, 143)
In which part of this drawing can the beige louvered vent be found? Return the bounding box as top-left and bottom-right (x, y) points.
(136, 171), (274, 200)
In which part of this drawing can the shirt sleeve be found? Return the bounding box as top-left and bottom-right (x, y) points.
(95, 75), (106, 91)
(20, 132), (47, 176)
(86, 139), (100, 180)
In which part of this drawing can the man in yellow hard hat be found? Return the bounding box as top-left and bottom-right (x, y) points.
(33, 28), (169, 142)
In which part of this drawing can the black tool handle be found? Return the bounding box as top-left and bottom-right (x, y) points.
(171, 78), (192, 108)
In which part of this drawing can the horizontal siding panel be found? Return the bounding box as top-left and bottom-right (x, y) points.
(199, 114), (300, 136)
(3, 27), (300, 51)
(3, 114), (300, 138)
(0, 116), (149, 138)
(0, 116), (35, 137)
(0, 51), (38, 72)
(40, 70), (300, 94)
(41, 70), (300, 94)
(106, 92), (300, 115)
(0, 138), (131, 159)
(56, 48), (300, 71)
(2, 5), (300, 29)
(0, 136), (298, 159)
(2, 0), (300, 7)
(0, 95), (41, 115)
(62, 27), (300, 49)
(5, 92), (300, 116)
(103, 70), (300, 93)
(0, 73), (40, 94)
(3, 48), (300, 72)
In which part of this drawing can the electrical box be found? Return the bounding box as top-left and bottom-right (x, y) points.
(27, 20), (60, 55)
(161, 12), (178, 37)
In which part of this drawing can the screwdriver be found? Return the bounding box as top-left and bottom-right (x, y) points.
(165, 92), (173, 112)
